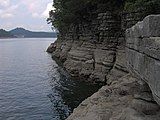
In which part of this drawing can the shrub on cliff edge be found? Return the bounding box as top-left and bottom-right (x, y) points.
(124, 0), (160, 13)
(48, 0), (160, 34)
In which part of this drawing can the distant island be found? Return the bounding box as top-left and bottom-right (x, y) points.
(0, 28), (57, 38)
(0, 29), (15, 38)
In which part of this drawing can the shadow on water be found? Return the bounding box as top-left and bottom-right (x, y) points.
(47, 57), (101, 120)
(0, 38), (101, 120)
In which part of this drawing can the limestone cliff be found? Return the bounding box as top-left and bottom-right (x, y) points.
(47, 14), (160, 120)
(47, 11), (127, 84)
(126, 15), (160, 106)
(47, 10), (146, 84)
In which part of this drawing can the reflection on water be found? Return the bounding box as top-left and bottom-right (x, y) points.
(0, 38), (100, 120)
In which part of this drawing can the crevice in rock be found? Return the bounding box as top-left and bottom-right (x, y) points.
(126, 46), (160, 62)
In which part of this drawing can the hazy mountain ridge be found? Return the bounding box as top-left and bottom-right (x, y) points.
(0, 29), (15, 38)
(10, 28), (57, 38)
(0, 28), (57, 38)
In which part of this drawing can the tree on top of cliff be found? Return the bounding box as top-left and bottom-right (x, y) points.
(124, 0), (160, 13)
(48, 0), (160, 35)
(47, 0), (124, 34)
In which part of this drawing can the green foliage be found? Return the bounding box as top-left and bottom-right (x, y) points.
(124, 0), (160, 13)
(48, 0), (124, 34)
(48, 0), (91, 33)
(48, 0), (160, 33)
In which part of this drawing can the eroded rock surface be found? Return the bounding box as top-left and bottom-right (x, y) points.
(48, 12), (123, 83)
(67, 74), (160, 120)
(126, 15), (160, 105)
(47, 14), (160, 120)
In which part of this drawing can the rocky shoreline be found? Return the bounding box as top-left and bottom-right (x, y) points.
(47, 15), (160, 120)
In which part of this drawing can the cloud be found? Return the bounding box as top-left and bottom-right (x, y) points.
(20, 0), (54, 18)
(32, 13), (39, 18)
(30, 2), (55, 18)
(0, 0), (10, 7)
(0, 4), (18, 19)
(0, 0), (53, 31)
(21, 0), (46, 13)
(22, 0), (39, 12)
(1, 13), (14, 18)
(41, 2), (55, 18)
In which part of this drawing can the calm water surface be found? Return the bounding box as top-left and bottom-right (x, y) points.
(0, 38), (99, 120)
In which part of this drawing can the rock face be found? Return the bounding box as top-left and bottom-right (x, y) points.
(46, 43), (56, 53)
(66, 15), (160, 120)
(67, 74), (160, 120)
(49, 12), (126, 83)
(126, 15), (160, 105)
(47, 14), (160, 119)
(48, 11), (146, 84)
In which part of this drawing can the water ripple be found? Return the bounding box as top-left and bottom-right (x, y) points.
(0, 38), (100, 120)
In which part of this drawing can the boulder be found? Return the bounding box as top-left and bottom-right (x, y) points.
(126, 15), (160, 105)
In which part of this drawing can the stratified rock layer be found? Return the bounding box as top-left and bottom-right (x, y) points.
(49, 12), (125, 83)
(126, 15), (160, 105)
(67, 74), (160, 120)
(47, 14), (160, 120)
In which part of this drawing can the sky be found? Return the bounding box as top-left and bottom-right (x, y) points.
(0, 0), (55, 32)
